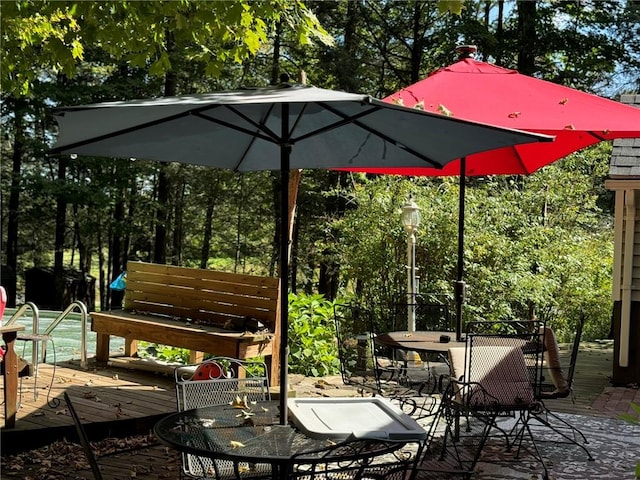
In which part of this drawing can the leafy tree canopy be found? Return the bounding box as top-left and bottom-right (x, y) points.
(1, 0), (333, 96)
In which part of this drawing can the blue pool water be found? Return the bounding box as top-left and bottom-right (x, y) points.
(2, 309), (125, 363)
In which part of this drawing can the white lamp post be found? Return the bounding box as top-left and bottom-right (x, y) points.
(401, 195), (421, 332)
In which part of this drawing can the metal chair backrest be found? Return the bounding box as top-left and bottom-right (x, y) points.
(174, 357), (271, 479)
(391, 294), (452, 332)
(175, 357), (270, 411)
(333, 304), (381, 393)
(64, 392), (103, 480)
(452, 320), (546, 409)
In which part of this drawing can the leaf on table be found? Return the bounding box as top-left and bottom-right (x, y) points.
(229, 440), (246, 449)
(230, 395), (250, 408)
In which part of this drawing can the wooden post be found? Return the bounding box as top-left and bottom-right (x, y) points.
(2, 324), (25, 428)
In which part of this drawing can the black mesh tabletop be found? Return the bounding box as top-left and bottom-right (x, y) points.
(154, 401), (410, 479)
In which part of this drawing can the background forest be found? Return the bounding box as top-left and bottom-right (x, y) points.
(2, 1), (640, 345)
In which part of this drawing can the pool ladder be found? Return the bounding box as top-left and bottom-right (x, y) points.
(5, 300), (90, 369)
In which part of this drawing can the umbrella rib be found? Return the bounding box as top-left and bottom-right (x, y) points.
(300, 102), (442, 168)
(50, 108), (202, 154)
(194, 105), (286, 171)
(192, 110), (278, 144)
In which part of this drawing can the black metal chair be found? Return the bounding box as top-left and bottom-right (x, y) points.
(391, 294), (453, 332)
(530, 314), (593, 460)
(390, 295), (453, 394)
(174, 357), (273, 479)
(289, 438), (421, 480)
(334, 303), (401, 395)
(411, 321), (549, 479)
(64, 392), (162, 480)
(64, 392), (104, 480)
(334, 304), (437, 418)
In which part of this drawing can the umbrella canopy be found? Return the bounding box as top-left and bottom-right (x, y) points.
(50, 82), (551, 423)
(342, 50), (640, 341)
(358, 55), (640, 177)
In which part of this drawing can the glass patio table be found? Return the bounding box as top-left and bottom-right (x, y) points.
(154, 400), (422, 480)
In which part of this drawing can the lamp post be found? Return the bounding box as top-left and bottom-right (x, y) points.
(401, 195), (421, 332)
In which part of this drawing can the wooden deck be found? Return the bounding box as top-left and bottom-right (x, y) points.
(1, 358), (177, 453)
(0, 341), (632, 454)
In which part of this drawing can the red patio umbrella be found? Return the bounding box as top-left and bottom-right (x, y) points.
(344, 46), (640, 340)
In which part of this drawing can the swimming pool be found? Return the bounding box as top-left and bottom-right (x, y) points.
(2, 308), (125, 363)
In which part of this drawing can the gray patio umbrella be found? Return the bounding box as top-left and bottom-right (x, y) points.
(50, 82), (552, 423)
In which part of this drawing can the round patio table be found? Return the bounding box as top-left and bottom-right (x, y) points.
(154, 401), (416, 480)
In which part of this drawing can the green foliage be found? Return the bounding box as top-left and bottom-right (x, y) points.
(138, 341), (190, 364)
(332, 146), (613, 342)
(125, 293), (343, 378)
(287, 292), (341, 377)
(1, 0), (333, 97)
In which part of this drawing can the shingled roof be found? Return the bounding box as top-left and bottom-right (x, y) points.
(609, 94), (640, 178)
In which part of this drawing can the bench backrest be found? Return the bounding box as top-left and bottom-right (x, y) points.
(123, 262), (279, 331)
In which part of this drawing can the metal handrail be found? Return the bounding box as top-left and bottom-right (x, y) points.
(5, 300), (90, 369)
(42, 301), (89, 368)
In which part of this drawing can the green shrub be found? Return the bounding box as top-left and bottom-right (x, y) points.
(288, 293), (341, 377)
(137, 293), (343, 378)
(138, 342), (190, 363)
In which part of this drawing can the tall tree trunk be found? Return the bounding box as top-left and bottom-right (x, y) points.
(5, 96), (25, 307)
(200, 175), (221, 269)
(495, 0), (505, 65)
(171, 173), (185, 266)
(269, 173), (280, 278)
(53, 157), (68, 309)
(97, 228), (106, 310)
(318, 1), (360, 300)
(234, 175), (244, 273)
(122, 183), (136, 269)
(154, 30), (177, 265)
(517, 0), (537, 75)
(271, 20), (282, 85)
(410, 1), (423, 83)
(154, 167), (168, 264)
(110, 189), (125, 308)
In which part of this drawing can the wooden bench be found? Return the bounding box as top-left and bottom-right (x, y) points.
(90, 262), (281, 385)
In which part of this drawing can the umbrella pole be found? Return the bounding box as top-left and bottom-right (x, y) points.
(455, 157), (466, 342)
(279, 107), (291, 426)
